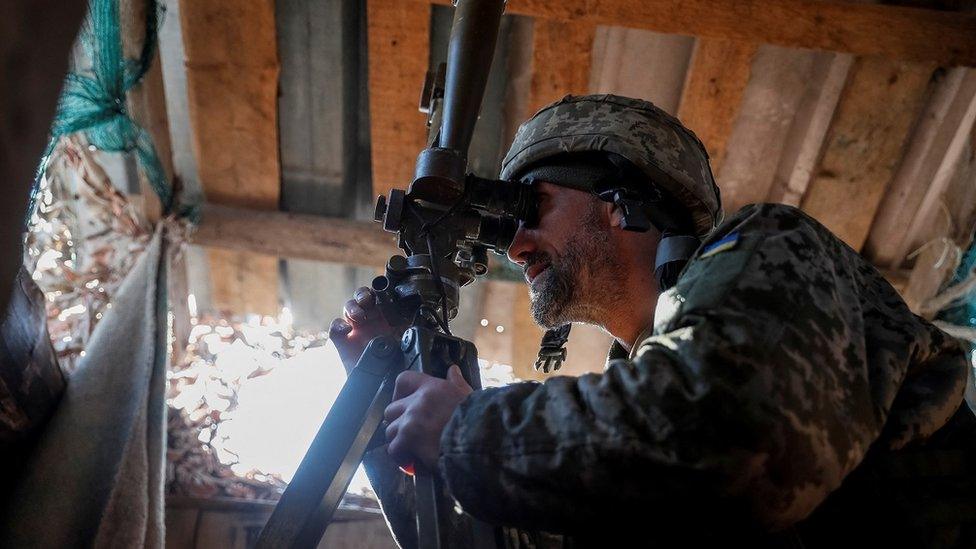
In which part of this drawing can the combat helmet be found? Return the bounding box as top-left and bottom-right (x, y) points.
(502, 94), (722, 238)
(501, 94), (723, 372)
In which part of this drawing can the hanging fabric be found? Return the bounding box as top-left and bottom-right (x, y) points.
(0, 0), (179, 545)
(0, 230), (168, 547)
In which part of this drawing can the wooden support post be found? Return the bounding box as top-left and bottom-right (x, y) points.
(122, 0), (194, 358)
(179, 0), (282, 316)
(800, 57), (935, 251)
(122, 0), (174, 224)
(367, 0), (431, 201)
(677, 39), (759, 174)
(127, 58), (171, 224)
(527, 18), (596, 115)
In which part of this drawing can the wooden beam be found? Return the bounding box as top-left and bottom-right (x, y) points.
(527, 19), (596, 115)
(192, 203), (924, 324)
(179, 0), (281, 316)
(865, 68), (976, 268)
(800, 57), (935, 251)
(191, 204), (399, 269)
(367, 0), (430, 201)
(677, 38), (758, 173)
(768, 53), (854, 207)
(430, 0), (976, 67)
(0, 0), (87, 317)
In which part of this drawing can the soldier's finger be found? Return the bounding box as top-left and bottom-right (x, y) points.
(446, 364), (471, 391)
(329, 318), (352, 339)
(392, 371), (428, 401)
(353, 287), (375, 308)
(387, 436), (413, 468)
(384, 417), (400, 443)
(384, 398), (408, 423)
(343, 300), (368, 324)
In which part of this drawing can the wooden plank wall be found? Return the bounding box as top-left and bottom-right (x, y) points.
(192, 205), (399, 269)
(589, 28), (693, 114)
(179, 0), (281, 315)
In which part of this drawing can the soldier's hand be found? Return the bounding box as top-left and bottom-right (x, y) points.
(329, 286), (405, 375)
(383, 365), (472, 470)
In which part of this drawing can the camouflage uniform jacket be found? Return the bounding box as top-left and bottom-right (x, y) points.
(366, 203), (970, 548)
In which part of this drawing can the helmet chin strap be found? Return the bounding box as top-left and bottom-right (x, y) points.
(654, 234), (700, 291)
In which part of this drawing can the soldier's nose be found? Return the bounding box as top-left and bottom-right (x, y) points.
(507, 222), (535, 266)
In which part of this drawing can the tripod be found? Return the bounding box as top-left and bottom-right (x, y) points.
(254, 321), (493, 549)
(255, 1), (522, 547)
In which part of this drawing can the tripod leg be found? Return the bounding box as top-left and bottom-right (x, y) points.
(414, 465), (442, 549)
(256, 336), (403, 549)
(401, 327), (499, 549)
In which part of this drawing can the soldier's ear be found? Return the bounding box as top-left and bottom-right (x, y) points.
(607, 200), (626, 228)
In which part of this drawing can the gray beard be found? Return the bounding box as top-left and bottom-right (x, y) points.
(528, 257), (576, 328)
(528, 206), (621, 329)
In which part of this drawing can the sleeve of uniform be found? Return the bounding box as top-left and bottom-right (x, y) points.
(438, 204), (967, 536)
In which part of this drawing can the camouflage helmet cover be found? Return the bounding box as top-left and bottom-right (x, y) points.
(500, 94), (723, 237)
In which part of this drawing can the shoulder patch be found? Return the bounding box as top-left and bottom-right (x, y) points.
(699, 231), (740, 259)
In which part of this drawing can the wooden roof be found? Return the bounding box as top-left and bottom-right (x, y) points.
(151, 0), (976, 378)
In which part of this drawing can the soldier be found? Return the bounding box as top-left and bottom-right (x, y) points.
(330, 94), (975, 547)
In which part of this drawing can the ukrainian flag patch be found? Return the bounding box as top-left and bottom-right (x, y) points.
(699, 231), (740, 259)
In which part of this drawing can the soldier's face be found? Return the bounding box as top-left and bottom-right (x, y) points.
(507, 182), (622, 328)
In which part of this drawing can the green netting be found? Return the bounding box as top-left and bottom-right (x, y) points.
(938, 237), (976, 352)
(37, 0), (171, 213)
